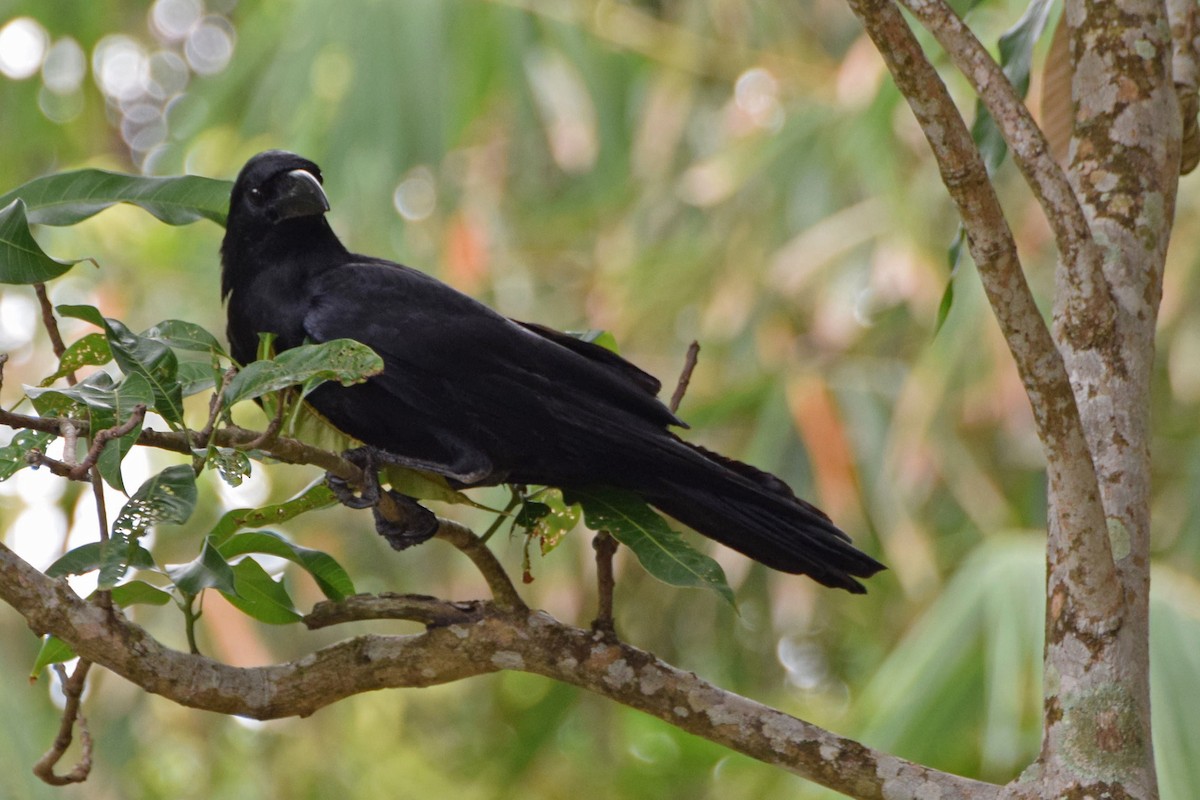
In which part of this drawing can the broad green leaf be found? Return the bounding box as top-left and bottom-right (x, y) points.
(383, 465), (475, 505)
(0, 430), (55, 481)
(58, 305), (184, 424)
(221, 558), (302, 624)
(167, 537), (236, 596)
(30, 636), (76, 680)
(109, 580), (173, 607)
(0, 169), (232, 227)
(0, 199), (78, 284)
(209, 480), (339, 543)
(218, 530), (355, 600)
(46, 541), (156, 578)
(95, 371), (154, 493)
(569, 486), (734, 606)
(26, 370), (154, 492)
(38, 332), (113, 386)
(103, 465), (198, 588)
(142, 319), (226, 355)
(224, 339), (384, 406)
(176, 359), (218, 398)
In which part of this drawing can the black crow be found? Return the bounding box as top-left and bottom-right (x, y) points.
(221, 150), (884, 592)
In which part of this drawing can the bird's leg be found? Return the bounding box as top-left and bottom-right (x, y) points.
(326, 447), (440, 550)
(591, 531), (619, 639)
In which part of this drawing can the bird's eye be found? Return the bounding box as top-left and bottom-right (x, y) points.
(248, 187), (263, 204)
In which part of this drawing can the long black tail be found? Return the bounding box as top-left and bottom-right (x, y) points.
(629, 439), (885, 593)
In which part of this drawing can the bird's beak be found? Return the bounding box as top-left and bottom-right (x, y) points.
(273, 169), (330, 221)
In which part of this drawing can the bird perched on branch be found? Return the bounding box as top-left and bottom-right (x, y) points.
(220, 150), (885, 592)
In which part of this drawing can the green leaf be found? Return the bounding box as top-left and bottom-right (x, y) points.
(103, 465), (198, 588)
(532, 488), (581, 555)
(383, 465), (476, 505)
(95, 371), (154, 493)
(38, 332), (113, 386)
(0, 169), (232, 227)
(109, 580), (173, 607)
(217, 530), (355, 601)
(0, 430), (55, 481)
(58, 305), (184, 424)
(0, 199), (78, 284)
(142, 319), (226, 355)
(30, 636), (76, 680)
(207, 447), (252, 487)
(208, 480), (339, 543)
(221, 558), (302, 624)
(46, 541), (156, 578)
(569, 486), (734, 605)
(224, 339), (384, 406)
(569, 328), (620, 353)
(176, 359), (218, 398)
(26, 370), (154, 492)
(167, 537), (236, 596)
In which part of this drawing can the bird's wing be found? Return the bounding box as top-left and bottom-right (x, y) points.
(300, 260), (680, 482)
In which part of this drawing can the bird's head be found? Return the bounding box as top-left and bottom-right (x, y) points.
(227, 150), (330, 226)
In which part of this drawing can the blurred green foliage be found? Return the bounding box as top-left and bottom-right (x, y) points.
(1, 1), (1199, 798)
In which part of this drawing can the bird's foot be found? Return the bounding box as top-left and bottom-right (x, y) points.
(374, 490), (439, 550)
(326, 446), (384, 509)
(326, 447), (439, 549)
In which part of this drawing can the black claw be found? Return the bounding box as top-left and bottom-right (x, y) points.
(373, 490), (439, 551)
(326, 447), (384, 508)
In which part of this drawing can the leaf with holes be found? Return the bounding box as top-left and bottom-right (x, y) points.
(569, 486), (734, 606)
(224, 339), (384, 406)
(142, 319), (226, 355)
(208, 480), (339, 544)
(0, 430), (56, 482)
(46, 541), (156, 578)
(58, 305), (184, 424)
(39, 332), (113, 386)
(102, 465), (197, 588)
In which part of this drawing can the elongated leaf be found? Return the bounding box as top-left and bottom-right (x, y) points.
(142, 319), (226, 355)
(209, 480), (339, 543)
(30, 636), (76, 680)
(220, 557), (303, 624)
(167, 537), (236, 596)
(38, 332), (113, 386)
(109, 580), (173, 607)
(176, 359), (218, 398)
(218, 530), (355, 600)
(569, 486), (734, 605)
(103, 465), (198, 588)
(0, 430), (55, 481)
(0, 169), (232, 227)
(46, 541), (156, 578)
(0, 199), (78, 284)
(224, 339), (384, 406)
(383, 465), (475, 505)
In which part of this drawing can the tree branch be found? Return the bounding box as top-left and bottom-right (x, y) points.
(845, 0), (1121, 628)
(0, 538), (1001, 799)
(895, 0), (1117, 344)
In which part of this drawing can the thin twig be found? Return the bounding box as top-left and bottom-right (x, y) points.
(434, 518), (527, 611)
(591, 532), (618, 637)
(243, 396), (286, 451)
(33, 283), (77, 386)
(192, 367), (238, 473)
(25, 407), (147, 482)
(668, 340), (700, 415)
(32, 659), (93, 786)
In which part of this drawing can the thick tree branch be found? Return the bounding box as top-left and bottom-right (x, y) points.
(0, 538), (1001, 800)
(846, 0), (1121, 629)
